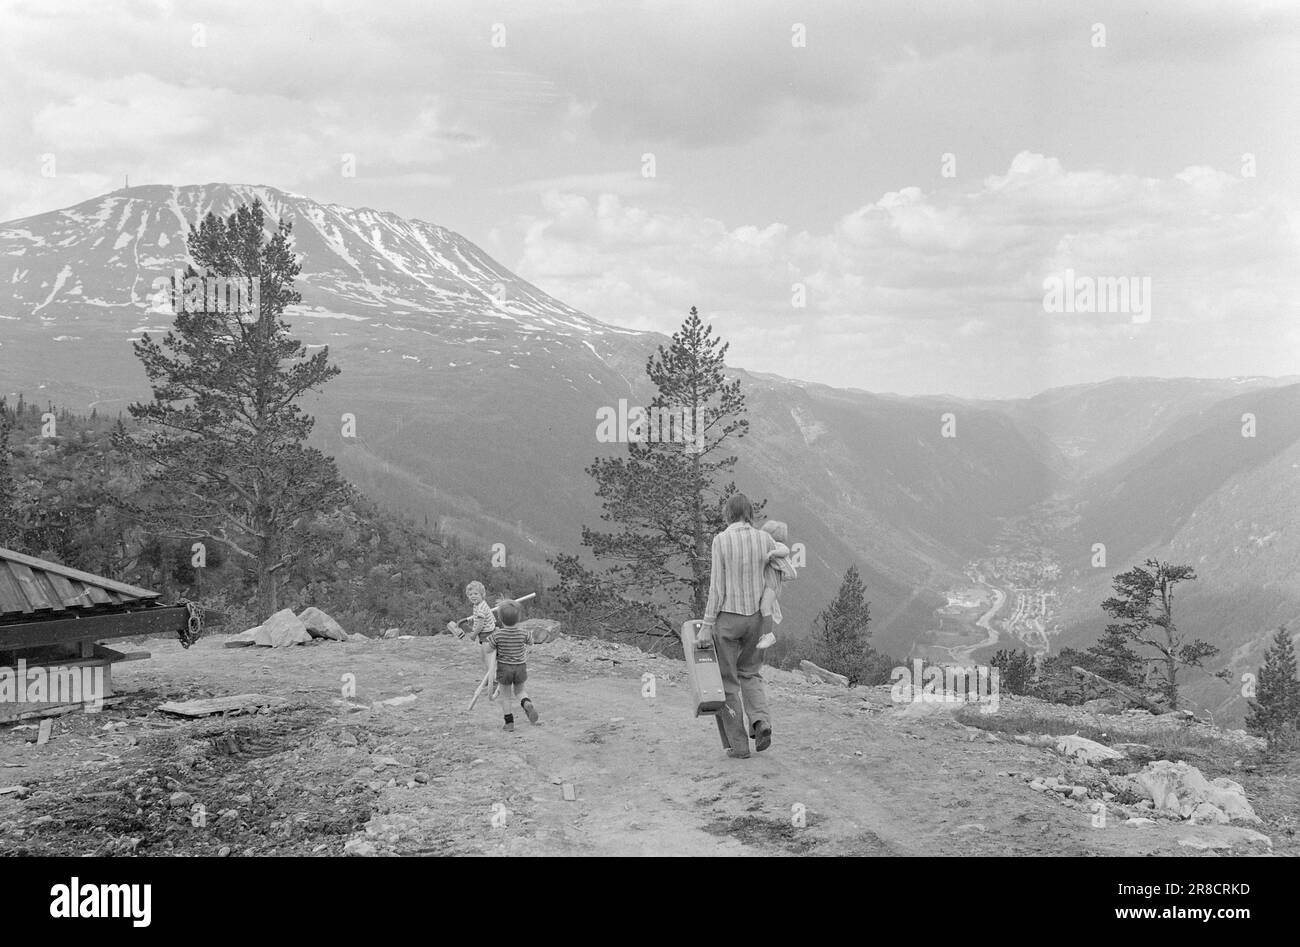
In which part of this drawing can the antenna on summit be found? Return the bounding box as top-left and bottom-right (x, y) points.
(125, 174), (129, 190)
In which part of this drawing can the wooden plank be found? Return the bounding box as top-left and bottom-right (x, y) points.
(561, 783), (577, 802)
(46, 572), (91, 608)
(82, 584), (112, 605)
(33, 572), (67, 612)
(0, 548), (159, 600)
(16, 697), (127, 721)
(0, 606), (190, 650)
(91, 645), (150, 663)
(156, 694), (285, 718)
(0, 563), (32, 615)
(36, 719), (52, 745)
(8, 562), (57, 611)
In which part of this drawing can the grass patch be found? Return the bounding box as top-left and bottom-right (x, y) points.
(955, 707), (1252, 773)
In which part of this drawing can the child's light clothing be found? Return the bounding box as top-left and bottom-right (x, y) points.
(470, 600), (497, 641)
(757, 531), (796, 650)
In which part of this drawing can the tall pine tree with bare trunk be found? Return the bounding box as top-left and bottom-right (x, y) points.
(1100, 559), (1225, 710)
(562, 307), (756, 636)
(122, 200), (347, 621)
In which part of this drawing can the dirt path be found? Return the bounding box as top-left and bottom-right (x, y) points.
(0, 633), (1283, 856)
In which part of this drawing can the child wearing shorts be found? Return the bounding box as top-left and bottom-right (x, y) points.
(486, 600), (539, 732)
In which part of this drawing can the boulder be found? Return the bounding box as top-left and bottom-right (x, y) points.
(1052, 734), (1123, 765)
(1190, 802), (1229, 825)
(344, 838), (378, 857)
(800, 660), (849, 687)
(298, 606), (348, 641)
(382, 627), (400, 639)
(516, 618), (561, 644)
(261, 608), (312, 648)
(1129, 760), (1259, 823)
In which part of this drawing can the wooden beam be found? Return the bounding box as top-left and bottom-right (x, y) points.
(0, 606), (191, 650)
(92, 644), (150, 663)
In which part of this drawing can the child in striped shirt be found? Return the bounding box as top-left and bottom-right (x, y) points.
(487, 600), (539, 732)
(447, 581), (500, 697)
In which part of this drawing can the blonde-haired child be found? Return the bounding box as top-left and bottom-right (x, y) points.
(447, 581), (501, 698)
(757, 520), (796, 650)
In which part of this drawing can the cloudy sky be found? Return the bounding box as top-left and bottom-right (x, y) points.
(3, 0), (1299, 397)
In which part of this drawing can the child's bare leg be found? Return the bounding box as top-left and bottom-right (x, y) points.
(516, 680), (538, 724)
(481, 643), (499, 698)
(757, 612), (776, 650)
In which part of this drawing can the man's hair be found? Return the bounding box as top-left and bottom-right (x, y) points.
(465, 580), (486, 598)
(497, 601), (520, 627)
(723, 493), (753, 525)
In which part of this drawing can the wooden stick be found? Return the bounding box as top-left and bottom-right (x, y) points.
(467, 670), (493, 711)
(456, 592), (536, 625)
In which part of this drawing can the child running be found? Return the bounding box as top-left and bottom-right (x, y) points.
(757, 519), (797, 650)
(486, 600), (539, 731)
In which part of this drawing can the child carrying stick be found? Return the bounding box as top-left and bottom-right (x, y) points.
(448, 581), (499, 697)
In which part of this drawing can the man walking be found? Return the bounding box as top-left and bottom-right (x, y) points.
(697, 493), (775, 758)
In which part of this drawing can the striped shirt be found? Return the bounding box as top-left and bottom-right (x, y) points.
(487, 625), (529, 664)
(702, 521), (776, 627)
(471, 601), (496, 640)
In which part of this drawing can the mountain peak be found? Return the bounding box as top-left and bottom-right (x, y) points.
(1, 183), (623, 339)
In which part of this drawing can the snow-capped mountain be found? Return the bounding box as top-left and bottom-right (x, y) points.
(1, 183), (645, 371)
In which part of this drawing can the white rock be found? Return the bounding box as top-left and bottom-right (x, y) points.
(1190, 802), (1229, 825)
(1052, 734), (1123, 764)
(344, 838), (378, 857)
(800, 660), (849, 687)
(297, 606), (348, 641)
(1131, 761), (1259, 822)
(261, 608), (312, 647)
(517, 618), (561, 644)
(372, 694), (418, 710)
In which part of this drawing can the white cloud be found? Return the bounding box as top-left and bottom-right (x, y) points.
(513, 152), (1300, 396)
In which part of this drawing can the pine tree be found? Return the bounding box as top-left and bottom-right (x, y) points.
(810, 565), (873, 684)
(1245, 626), (1300, 752)
(574, 307), (755, 634)
(1086, 623), (1145, 687)
(0, 409), (17, 547)
(1099, 559), (1224, 710)
(122, 199), (348, 620)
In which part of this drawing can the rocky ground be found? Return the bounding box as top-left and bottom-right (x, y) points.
(0, 630), (1295, 856)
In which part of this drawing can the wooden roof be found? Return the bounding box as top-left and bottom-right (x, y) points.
(0, 547), (160, 623)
